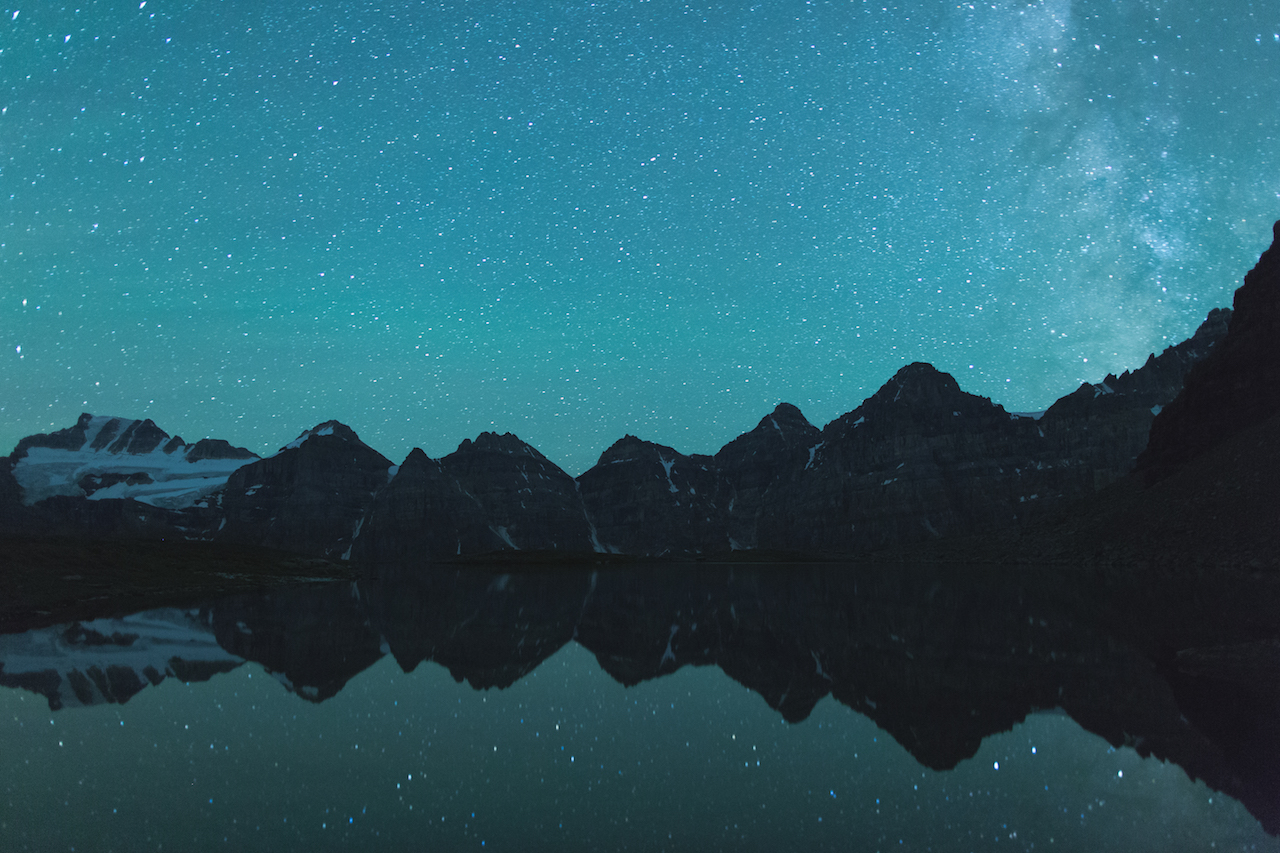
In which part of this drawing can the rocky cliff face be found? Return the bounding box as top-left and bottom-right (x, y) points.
(745, 311), (1228, 556)
(349, 447), (502, 564)
(1139, 221), (1280, 482)
(214, 421), (394, 559)
(756, 363), (1035, 554)
(0, 457), (27, 536)
(439, 432), (596, 552)
(1045, 307), (1231, 488)
(713, 402), (821, 550)
(576, 435), (722, 554)
(351, 432), (596, 563)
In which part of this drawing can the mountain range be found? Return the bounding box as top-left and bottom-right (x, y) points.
(2, 220), (1277, 568)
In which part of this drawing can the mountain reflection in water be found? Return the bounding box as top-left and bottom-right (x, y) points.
(1, 561), (1277, 852)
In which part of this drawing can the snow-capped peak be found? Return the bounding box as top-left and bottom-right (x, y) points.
(282, 423), (337, 452)
(274, 420), (365, 455)
(9, 413), (258, 508)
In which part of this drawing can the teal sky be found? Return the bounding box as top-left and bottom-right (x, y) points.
(4, 1), (1278, 475)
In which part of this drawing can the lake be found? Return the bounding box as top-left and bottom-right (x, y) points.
(2, 561), (1277, 851)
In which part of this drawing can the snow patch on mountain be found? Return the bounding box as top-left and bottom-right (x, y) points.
(282, 424), (337, 452)
(10, 414), (258, 509)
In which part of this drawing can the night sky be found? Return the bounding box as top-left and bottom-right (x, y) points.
(4, 1), (1278, 475)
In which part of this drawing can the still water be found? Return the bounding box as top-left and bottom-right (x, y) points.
(1, 563), (1277, 851)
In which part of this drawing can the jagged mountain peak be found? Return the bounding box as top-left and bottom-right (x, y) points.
(400, 447), (434, 467)
(1230, 219), (1280, 336)
(378, 447), (445, 483)
(7, 413), (259, 508)
(595, 434), (675, 467)
(261, 420), (392, 470)
(770, 401), (807, 420)
(13, 413), (168, 459)
(3, 221), (1253, 561)
(278, 420), (365, 452)
(10, 411), (96, 456)
(1043, 307), (1233, 425)
(1138, 218), (1280, 482)
(822, 362), (1001, 442)
(871, 362), (971, 408)
(11, 413), (255, 467)
(1191, 306), (1232, 342)
(186, 438), (258, 462)
(762, 402), (817, 434)
(443, 431), (575, 490)
(218, 420), (394, 558)
(451, 431), (542, 459)
(98, 417), (170, 455)
(715, 402), (819, 465)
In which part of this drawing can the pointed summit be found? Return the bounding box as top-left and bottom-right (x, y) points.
(444, 431), (571, 492)
(441, 431), (593, 553)
(577, 435), (720, 554)
(594, 434), (666, 468)
(451, 431), (547, 460)
(716, 402), (819, 465)
(867, 363), (973, 410)
(279, 420), (369, 454)
(713, 403), (821, 551)
(218, 420), (394, 558)
(823, 363), (1004, 443)
(762, 402), (818, 436)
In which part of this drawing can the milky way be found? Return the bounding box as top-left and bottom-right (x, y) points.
(4, 2), (1278, 474)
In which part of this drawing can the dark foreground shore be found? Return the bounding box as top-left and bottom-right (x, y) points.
(0, 538), (356, 633)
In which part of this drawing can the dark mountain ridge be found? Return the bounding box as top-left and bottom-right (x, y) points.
(1138, 221), (1280, 482)
(5, 220), (1278, 564)
(0, 307), (1231, 562)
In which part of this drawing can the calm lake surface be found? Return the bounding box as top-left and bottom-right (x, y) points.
(2, 562), (1277, 851)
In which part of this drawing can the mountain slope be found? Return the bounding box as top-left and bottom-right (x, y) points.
(1138, 221), (1280, 483)
(215, 421), (395, 559)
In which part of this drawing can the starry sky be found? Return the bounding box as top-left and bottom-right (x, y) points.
(4, 1), (1278, 475)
